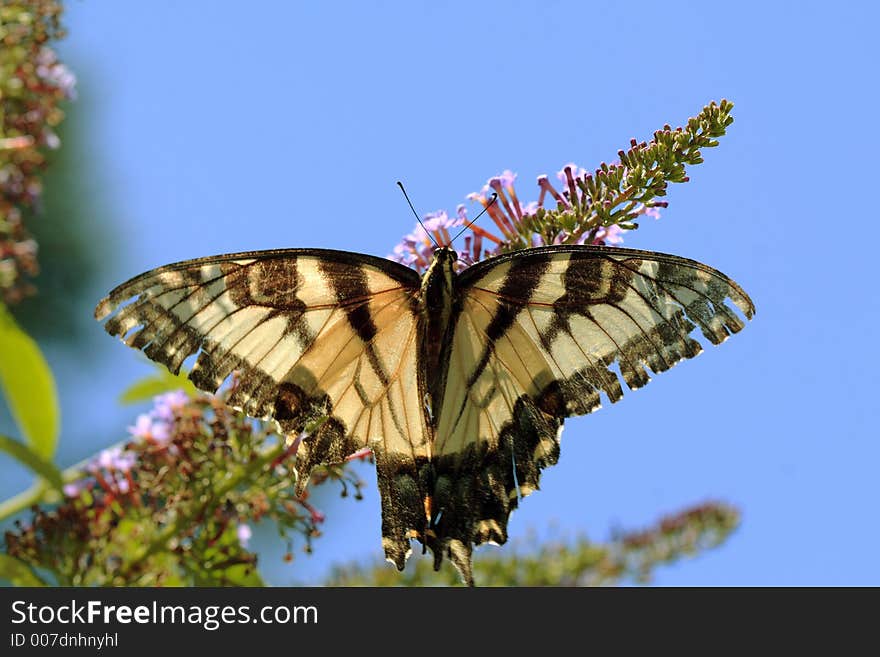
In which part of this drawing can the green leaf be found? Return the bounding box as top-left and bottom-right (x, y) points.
(0, 554), (47, 586)
(194, 526), (265, 586)
(0, 434), (64, 491)
(0, 304), (60, 459)
(119, 367), (198, 405)
(219, 563), (265, 587)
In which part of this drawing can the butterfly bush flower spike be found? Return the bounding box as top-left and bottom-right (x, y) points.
(6, 388), (366, 585)
(392, 153), (673, 270)
(392, 98), (739, 271)
(0, 1), (75, 304)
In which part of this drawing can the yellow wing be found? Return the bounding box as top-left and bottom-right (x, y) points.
(94, 249), (430, 514)
(430, 245), (755, 580)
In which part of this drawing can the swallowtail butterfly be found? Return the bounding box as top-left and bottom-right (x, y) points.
(96, 242), (754, 584)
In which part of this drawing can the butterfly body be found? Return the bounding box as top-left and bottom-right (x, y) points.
(97, 243), (754, 585)
(417, 246), (458, 430)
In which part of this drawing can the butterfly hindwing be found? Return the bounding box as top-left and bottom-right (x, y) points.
(428, 246), (755, 577)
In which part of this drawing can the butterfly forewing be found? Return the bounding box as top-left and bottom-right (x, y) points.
(95, 249), (431, 487)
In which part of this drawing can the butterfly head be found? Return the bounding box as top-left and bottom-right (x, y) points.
(431, 245), (458, 266)
(422, 246), (458, 292)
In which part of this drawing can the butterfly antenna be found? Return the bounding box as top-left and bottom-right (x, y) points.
(397, 181), (438, 249)
(450, 192), (498, 244)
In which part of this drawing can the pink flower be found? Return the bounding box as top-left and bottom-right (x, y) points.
(388, 210), (463, 271)
(128, 413), (171, 445)
(555, 162), (588, 187)
(63, 481), (84, 498)
(153, 390), (190, 420)
(592, 224), (625, 246)
(35, 47), (77, 99)
(96, 446), (137, 472)
(237, 523), (253, 548)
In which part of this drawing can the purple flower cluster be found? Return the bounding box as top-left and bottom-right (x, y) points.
(391, 209), (464, 271)
(35, 47), (77, 100)
(34, 47), (76, 150)
(0, 1), (76, 305)
(62, 390), (191, 499)
(127, 390), (189, 446)
(62, 442), (138, 501)
(8, 382), (371, 584)
(388, 162), (661, 271)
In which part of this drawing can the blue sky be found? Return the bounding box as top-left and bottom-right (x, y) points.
(3, 1), (878, 585)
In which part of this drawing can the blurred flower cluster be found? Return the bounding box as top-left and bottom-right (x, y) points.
(4, 385), (368, 585)
(0, 0), (75, 304)
(391, 100), (733, 273)
(326, 501), (740, 586)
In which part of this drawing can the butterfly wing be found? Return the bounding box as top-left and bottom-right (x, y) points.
(431, 245), (755, 581)
(95, 248), (433, 561)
